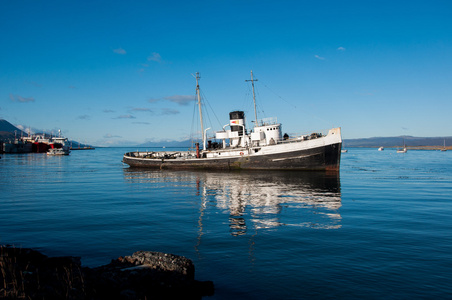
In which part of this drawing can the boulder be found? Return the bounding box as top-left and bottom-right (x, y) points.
(0, 245), (214, 299)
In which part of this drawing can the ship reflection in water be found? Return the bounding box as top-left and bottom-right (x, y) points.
(123, 170), (342, 235)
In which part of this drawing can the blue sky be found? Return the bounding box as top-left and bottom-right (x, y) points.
(1, 0), (451, 146)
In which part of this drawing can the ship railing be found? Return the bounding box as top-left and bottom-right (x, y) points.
(277, 129), (329, 145)
(256, 117), (278, 127)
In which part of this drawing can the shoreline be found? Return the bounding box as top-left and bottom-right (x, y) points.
(347, 146), (451, 151)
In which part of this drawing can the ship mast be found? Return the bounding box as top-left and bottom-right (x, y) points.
(194, 72), (205, 150)
(245, 70), (258, 127)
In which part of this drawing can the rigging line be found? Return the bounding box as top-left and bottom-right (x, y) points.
(259, 79), (330, 124)
(200, 101), (214, 137)
(190, 87), (219, 143)
(259, 80), (298, 109)
(253, 84), (267, 119)
(190, 93), (201, 145)
(240, 84), (252, 112)
(200, 89), (223, 132)
(243, 81), (266, 122)
(194, 92), (214, 139)
(242, 84), (259, 114)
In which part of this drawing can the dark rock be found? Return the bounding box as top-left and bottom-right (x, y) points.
(0, 246), (85, 299)
(0, 245), (214, 299)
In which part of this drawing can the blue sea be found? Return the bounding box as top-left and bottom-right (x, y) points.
(1, 148), (451, 299)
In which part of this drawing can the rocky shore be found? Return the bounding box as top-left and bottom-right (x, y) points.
(0, 245), (214, 299)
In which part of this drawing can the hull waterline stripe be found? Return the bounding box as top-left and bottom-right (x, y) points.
(271, 152), (322, 162)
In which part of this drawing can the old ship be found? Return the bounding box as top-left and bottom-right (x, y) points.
(123, 72), (342, 171)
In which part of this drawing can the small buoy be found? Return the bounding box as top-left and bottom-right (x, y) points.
(240, 152), (244, 155)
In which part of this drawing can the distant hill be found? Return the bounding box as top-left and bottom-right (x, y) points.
(136, 139), (192, 148)
(0, 119), (25, 133)
(0, 119), (26, 141)
(343, 136), (452, 148)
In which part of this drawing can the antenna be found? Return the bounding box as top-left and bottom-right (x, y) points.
(245, 70), (258, 126)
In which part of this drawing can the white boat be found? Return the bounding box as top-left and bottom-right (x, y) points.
(441, 139), (447, 151)
(47, 130), (70, 156)
(47, 147), (70, 156)
(123, 72), (342, 171)
(397, 139), (407, 153)
(378, 147), (384, 151)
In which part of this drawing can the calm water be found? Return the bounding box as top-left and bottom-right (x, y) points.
(1, 148), (451, 299)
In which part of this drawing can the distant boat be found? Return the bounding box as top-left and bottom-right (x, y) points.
(47, 147), (70, 156)
(47, 130), (70, 155)
(378, 147), (384, 151)
(341, 149), (348, 153)
(397, 139), (407, 153)
(441, 139), (447, 151)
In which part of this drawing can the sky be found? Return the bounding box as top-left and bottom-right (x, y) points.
(1, 0), (451, 146)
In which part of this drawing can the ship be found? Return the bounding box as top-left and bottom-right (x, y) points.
(22, 130), (71, 154)
(47, 131), (71, 155)
(23, 134), (52, 153)
(123, 72), (342, 171)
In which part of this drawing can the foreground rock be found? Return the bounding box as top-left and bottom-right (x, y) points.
(0, 246), (214, 299)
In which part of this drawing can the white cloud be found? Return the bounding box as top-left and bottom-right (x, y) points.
(161, 108), (179, 115)
(147, 52), (162, 63)
(10, 94), (35, 103)
(78, 115), (91, 120)
(314, 55), (325, 60)
(148, 98), (160, 104)
(114, 114), (136, 119)
(104, 133), (122, 138)
(138, 63), (150, 74)
(131, 107), (153, 112)
(103, 109), (115, 113)
(164, 95), (195, 106)
(113, 48), (126, 55)
(337, 47), (346, 51)
(15, 125), (44, 135)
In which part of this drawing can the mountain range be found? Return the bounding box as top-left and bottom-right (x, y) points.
(1, 119), (450, 148)
(136, 135), (452, 148)
(343, 136), (451, 148)
(0, 119), (89, 148)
